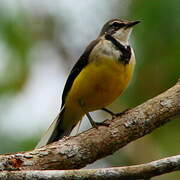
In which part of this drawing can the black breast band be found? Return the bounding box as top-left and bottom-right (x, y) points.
(105, 34), (131, 64)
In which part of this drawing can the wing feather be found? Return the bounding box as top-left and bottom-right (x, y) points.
(61, 38), (100, 108)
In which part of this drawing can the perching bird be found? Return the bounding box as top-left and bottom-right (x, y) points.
(36, 19), (140, 148)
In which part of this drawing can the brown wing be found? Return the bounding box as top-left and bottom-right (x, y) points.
(61, 38), (100, 108)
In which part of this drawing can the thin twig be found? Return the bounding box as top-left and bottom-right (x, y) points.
(1, 155), (180, 180)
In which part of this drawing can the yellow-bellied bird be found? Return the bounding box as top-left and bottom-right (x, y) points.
(36, 19), (140, 148)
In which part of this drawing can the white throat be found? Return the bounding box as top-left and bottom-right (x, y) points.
(112, 28), (132, 45)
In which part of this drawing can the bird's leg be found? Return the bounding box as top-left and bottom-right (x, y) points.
(102, 108), (130, 119)
(85, 112), (109, 128)
(101, 108), (116, 116)
(79, 99), (109, 128)
(74, 119), (83, 135)
(116, 108), (130, 116)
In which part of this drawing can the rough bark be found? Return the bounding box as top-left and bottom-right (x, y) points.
(0, 81), (179, 171)
(1, 155), (180, 180)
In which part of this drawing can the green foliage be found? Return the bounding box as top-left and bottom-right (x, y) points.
(129, 0), (180, 103)
(0, 10), (34, 95)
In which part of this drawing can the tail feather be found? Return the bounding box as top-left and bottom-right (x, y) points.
(36, 114), (60, 149)
(36, 106), (74, 149)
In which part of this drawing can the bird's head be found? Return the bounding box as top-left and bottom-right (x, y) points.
(100, 19), (140, 43)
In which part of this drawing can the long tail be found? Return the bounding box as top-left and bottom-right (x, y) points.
(36, 106), (82, 149)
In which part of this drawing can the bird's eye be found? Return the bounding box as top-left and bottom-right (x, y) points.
(111, 22), (120, 27)
(110, 22), (125, 29)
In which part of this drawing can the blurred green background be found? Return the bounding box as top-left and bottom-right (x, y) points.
(0, 0), (179, 179)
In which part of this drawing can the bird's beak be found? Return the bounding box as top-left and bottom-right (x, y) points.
(125, 21), (141, 28)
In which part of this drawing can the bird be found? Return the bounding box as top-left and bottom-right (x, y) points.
(36, 18), (140, 148)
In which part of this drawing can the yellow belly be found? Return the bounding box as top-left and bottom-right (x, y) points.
(65, 57), (134, 113)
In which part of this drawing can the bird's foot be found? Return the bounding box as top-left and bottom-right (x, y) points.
(91, 121), (110, 129)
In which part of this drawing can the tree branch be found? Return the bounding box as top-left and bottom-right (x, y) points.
(0, 80), (179, 171)
(1, 155), (180, 180)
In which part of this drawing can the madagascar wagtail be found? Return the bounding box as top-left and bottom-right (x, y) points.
(36, 19), (140, 148)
